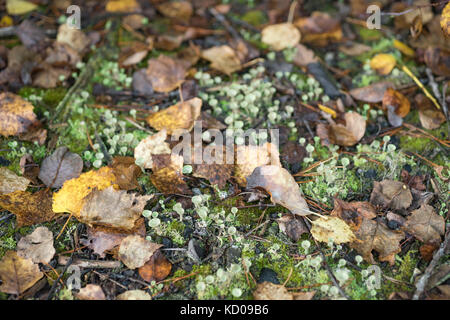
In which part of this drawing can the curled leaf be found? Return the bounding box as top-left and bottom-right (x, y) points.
(201, 45), (242, 75)
(370, 180), (412, 211)
(329, 112), (366, 146)
(370, 53), (396, 75)
(0, 92), (40, 138)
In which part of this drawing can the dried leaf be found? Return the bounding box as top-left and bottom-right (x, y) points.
(441, 1), (450, 37)
(424, 47), (450, 77)
(19, 154), (39, 184)
(116, 290), (152, 300)
(157, 1), (193, 22)
(247, 165), (310, 216)
(294, 12), (342, 47)
(311, 216), (356, 244)
(201, 45), (242, 75)
(146, 55), (187, 93)
(0, 251), (43, 295)
(330, 198), (377, 229)
(0, 92), (40, 138)
(33, 67), (71, 89)
(146, 98), (202, 134)
(122, 50), (148, 67)
(134, 129), (171, 169)
(56, 23), (90, 53)
(17, 227), (55, 264)
(76, 284), (106, 300)
(52, 167), (117, 215)
(370, 53), (397, 75)
(339, 42), (371, 56)
(419, 242), (439, 262)
(370, 180), (413, 211)
(382, 88), (411, 118)
(105, 0), (140, 12)
(416, 94), (446, 130)
(150, 154), (191, 195)
(253, 282), (293, 300)
(261, 23), (301, 51)
(0, 189), (56, 227)
(402, 204), (445, 243)
(0, 167), (30, 195)
(118, 235), (162, 269)
(350, 82), (394, 103)
(109, 156), (142, 190)
(6, 0), (37, 15)
(329, 112), (366, 146)
(79, 186), (152, 230)
(292, 43), (318, 67)
(193, 146), (232, 189)
(38, 146), (83, 188)
(277, 215), (308, 242)
(138, 250), (172, 282)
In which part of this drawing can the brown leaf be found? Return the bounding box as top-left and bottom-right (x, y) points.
(0, 189), (56, 227)
(338, 42), (371, 56)
(17, 227), (55, 264)
(424, 47), (450, 77)
(193, 163), (232, 189)
(441, 1), (450, 37)
(38, 146), (83, 188)
(150, 154), (191, 195)
(56, 23), (90, 54)
(116, 290), (152, 300)
(400, 169), (426, 191)
(294, 12), (342, 47)
(415, 93), (446, 130)
(419, 242), (439, 262)
(292, 291), (316, 300)
(157, 1), (193, 22)
(350, 81), (394, 103)
(370, 54), (397, 75)
(134, 129), (171, 169)
(253, 282), (293, 300)
(292, 44), (318, 67)
(146, 98), (202, 134)
(109, 156), (142, 190)
(261, 23), (301, 51)
(329, 112), (366, 146)
(0, 251), (43, 295)
(402, 204), (445, 243)
(118, 235), (163, 269)
(138, 250), (172, 282)
(0, 167), (30, 195)
(330, 198), (377, 230)
(122, 50), (148, 67)
(146, 55), (187, 93)
(79, 186), (152, 231)
(33, 67), (71, 89)
(76, 284), (106, 300)
(201, 45), (242, 75)
(277, 215), (309, 242)
(247, 165), (310, 216)
(45, 42), (81, 67)
(370, 180), (413, 211)
(0, 92), (41, 138)
(19, 154), (39, 185)
(382, 88), (410, 118)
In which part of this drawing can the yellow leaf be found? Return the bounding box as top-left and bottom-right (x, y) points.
(318, 104), (337, 118)
(0, 15), (13, 28)
(6, 0), (37, 15)
(311, 216), (356, 244)
(105, 0), (140, 12)
(52, 167), (117, 216)
(370, 53), (396, 75)
(440, 1), (450, 37)
(393, 39), (415, 57)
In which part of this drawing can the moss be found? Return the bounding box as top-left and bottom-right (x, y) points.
(240, 10), (267, 26)
(357, 26), (383, 41)
(380, 250), (418, 298)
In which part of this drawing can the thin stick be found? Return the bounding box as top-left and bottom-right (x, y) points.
(58, 256), (122, 269)
(401, 65), (441, 110)
(283, 267), (294, 286)
(56, 213), (73, 240)
(287, 1), (298, 24)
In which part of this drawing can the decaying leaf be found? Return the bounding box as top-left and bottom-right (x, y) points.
(118, 235), (162, 269)
(106, 0), (140, 12)
(79, 186), (152, 230)
(17, 227), (55, 264)
(247, 165), (310, 216)
(330, 198), (377, 229)
(0, 92), (40, 138)
(38, 146), (83, 188)
(441, 1), (450, 37)
(311, 216), (356, 244)
(146, 98), (202, 134)
(253, 281), (314, 300)
(293, 44), (319, 67)
(294, 12), (342, 47)
(150, 154), (191, 195)
(382, 88), (411, 119)
(339, 42), (371, 56)
(277, 215), (308, 242)
(0, 251), (43, 295)
(201, 45), (242, 75)
(415, 94), (446, 130)
(157, 1), (193, 22)
(76, 284), (106, 300)
(370, 180), (412, 211)
(0, 189), (56, 227)
(261, 23), (301, 51)
(116, 290), (152, 300)
(234, 142), (281, 187)
(33, 67), (71, 89)
(109, 156), (142, 190)
(193, 146), (233, 189)
(350, 81), (394, 103)
(424, 47), (450, 77)
(370, 53), (397, 75)
(0, 167), (30, 195)
(134, 129), (171, 169)
(56, 23), (90, 54)
(52, 167), (117, 216)
(138, 250), (172, 282)
(402, 204), (445, 243)
(329, 112), (366, 146)
(146, 55), (187, 93)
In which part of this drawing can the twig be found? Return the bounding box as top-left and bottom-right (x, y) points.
(401, 65), (441, 110)
(58, 256), (122, 269)
(413, 230), (450, 300)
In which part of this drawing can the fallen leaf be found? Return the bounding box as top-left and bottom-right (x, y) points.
(339, 42), (371, 56)
(382, 88), (411, 119)
(134, 129), (171, 169)
(193, 146), (232, 189)
(201, 45), (242, 75)
(122, 50), (148, 67)
(76, 284), (106, 300)
(292, 44), (318, 67)
(118, 235), (162, 269)
(0, 251), (43, 295)
(294, 12), (342, 47)
(146, 55), (187, 93)
(0, 189), (56, 227)
(6, 0), (37, 15)
(150, 154), (191, 195)
(424, 46), (450, 77)
(331, 198), (377, 229)
(0, 167), (30, 195)
(253, 281), (293, 300)
(247, 165), (310, 216)
(109, 156), (142, 190)
(415, 94), (446, 130)
(105, 0), (140, 12)
(45, 42), (81, 68)
(17, 227), (55, 264)
(419, 242), (440, 262)
(33, 67), (71, 89)
(370, 180), (413, 211)
(350, 81), (394, 103)
(38, 146), (83, 188)
(235, 142), (281, 187)
(393, 40), (415, 57)
(132, 69), (154, 96)
(370, 53), (397, 75)
(56, 23), (90, 54)
(79, 186), (152, 230)
(157, 1), (193, 22)
(0, 92), (40, 138)
(19, 154), (39, 184)
(311, 216), (356, 244)
(261, 23), (301, 51)
(351, 218), (405, 266)
(402, 204), (445, 243)
(329, 112), (366, 146)
(146, 98), (202, 134)
(52, 167), (117, 216)
(15, 20), (47, 50)
(292, 291), (316, 300)
(138, 250), (172, 282)
(116, 290), (152, 300)
(441, 1), (450, 37)
(277, 215), (308, 242)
